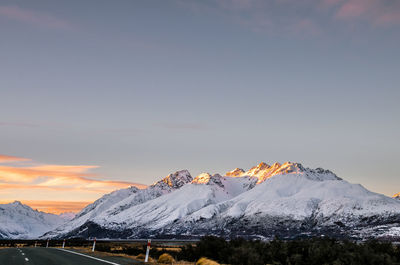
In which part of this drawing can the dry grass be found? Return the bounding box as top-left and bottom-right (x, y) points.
(65, 246), (139, 261)
(196, 257), (220, 265)
(110, 246), (123, 251)
(155, 247), (182, 252)
(158, 253), (175, 264)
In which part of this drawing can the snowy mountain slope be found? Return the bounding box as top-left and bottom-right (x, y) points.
(220, 170), (399, 222)
(0, 201), (69, 239)
(42, 185), (140, 238)
(42, 170), (192, 238)
(167, 164), (400, 239)
(101, 170), (193, 217)
(45, 162), (400, 240)
(93, 173), (257, 231)
(58, 212), (76, 220)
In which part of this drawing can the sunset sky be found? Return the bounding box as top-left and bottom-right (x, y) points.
(1, 0), (399, 214)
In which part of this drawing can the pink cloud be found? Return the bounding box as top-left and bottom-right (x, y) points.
(375, 11), (400, 25)
(336, 0), (372, 18)
(0, 5), (72, 30)
(177, 0), (400, 36)
(334, 0), (400, 26)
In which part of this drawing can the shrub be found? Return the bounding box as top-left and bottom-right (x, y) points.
(158, 253), (176, 264)
(196, 257), (220, 265)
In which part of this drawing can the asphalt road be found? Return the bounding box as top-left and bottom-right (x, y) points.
(0, 247), (143, 265)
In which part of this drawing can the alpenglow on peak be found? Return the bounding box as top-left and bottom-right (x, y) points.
(225, 161), (339, 183)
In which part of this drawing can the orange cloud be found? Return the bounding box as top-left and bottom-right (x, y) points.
(0, 154), (30, 163)
(0, 154), (147, 212)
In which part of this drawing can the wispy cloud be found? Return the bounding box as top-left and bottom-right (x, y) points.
(0, 154), (147, 211)
(176, 0), (400, 36)
(0, 154), (30, 163)
(0, 163), (146, 191)
(176, 0), (323, 36)
(331, 0), (400, 26)
(0, 5), (73, 30)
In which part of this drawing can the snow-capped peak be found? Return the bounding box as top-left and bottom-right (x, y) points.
(192, 173), (212, 184)
(11, 200), (23, 205)
(225, 162), (339, 183)
(152, 170), (193, 189)
(10, 200), (29, 208)
(43, 170), (194, 238)
(192, 173), (224, 187)
(225, 168), (245, 177)
(0, 201), (68, 239)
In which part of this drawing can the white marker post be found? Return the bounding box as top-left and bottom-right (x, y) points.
(144, 239), (151, 263)
(62, 239), (65, 249)
(92, 238), (96, 252)
(34, 241), (37, 248)
(46, 239), (49, 248)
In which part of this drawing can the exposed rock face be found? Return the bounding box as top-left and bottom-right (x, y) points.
(155, 170), (193, 190)
(225, 168), (245, 177)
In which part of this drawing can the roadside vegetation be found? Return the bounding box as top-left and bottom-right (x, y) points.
(96, 236), (400, 265)
(179, 236), (400, 265)
(2, 236), (400, 264)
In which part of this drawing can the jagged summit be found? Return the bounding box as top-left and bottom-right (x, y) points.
(226, 162), (339, 183)
(152, 170), (192, 189)
(9, 200), (36, 211)
(192, 173), (224, 187)
(226, 168), (245, 177)
(192, 173), (212, 184)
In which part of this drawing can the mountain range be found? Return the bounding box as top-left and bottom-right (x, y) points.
(2, 162), (400, 240)
(38, 162), (400, 241)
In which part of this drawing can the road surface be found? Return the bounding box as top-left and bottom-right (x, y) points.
(0, 247), (143, 265)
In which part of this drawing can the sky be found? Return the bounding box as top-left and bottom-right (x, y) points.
(1, 0), (399, 214)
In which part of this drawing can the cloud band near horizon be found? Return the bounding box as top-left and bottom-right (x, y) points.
(0, 153), (147, 213)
